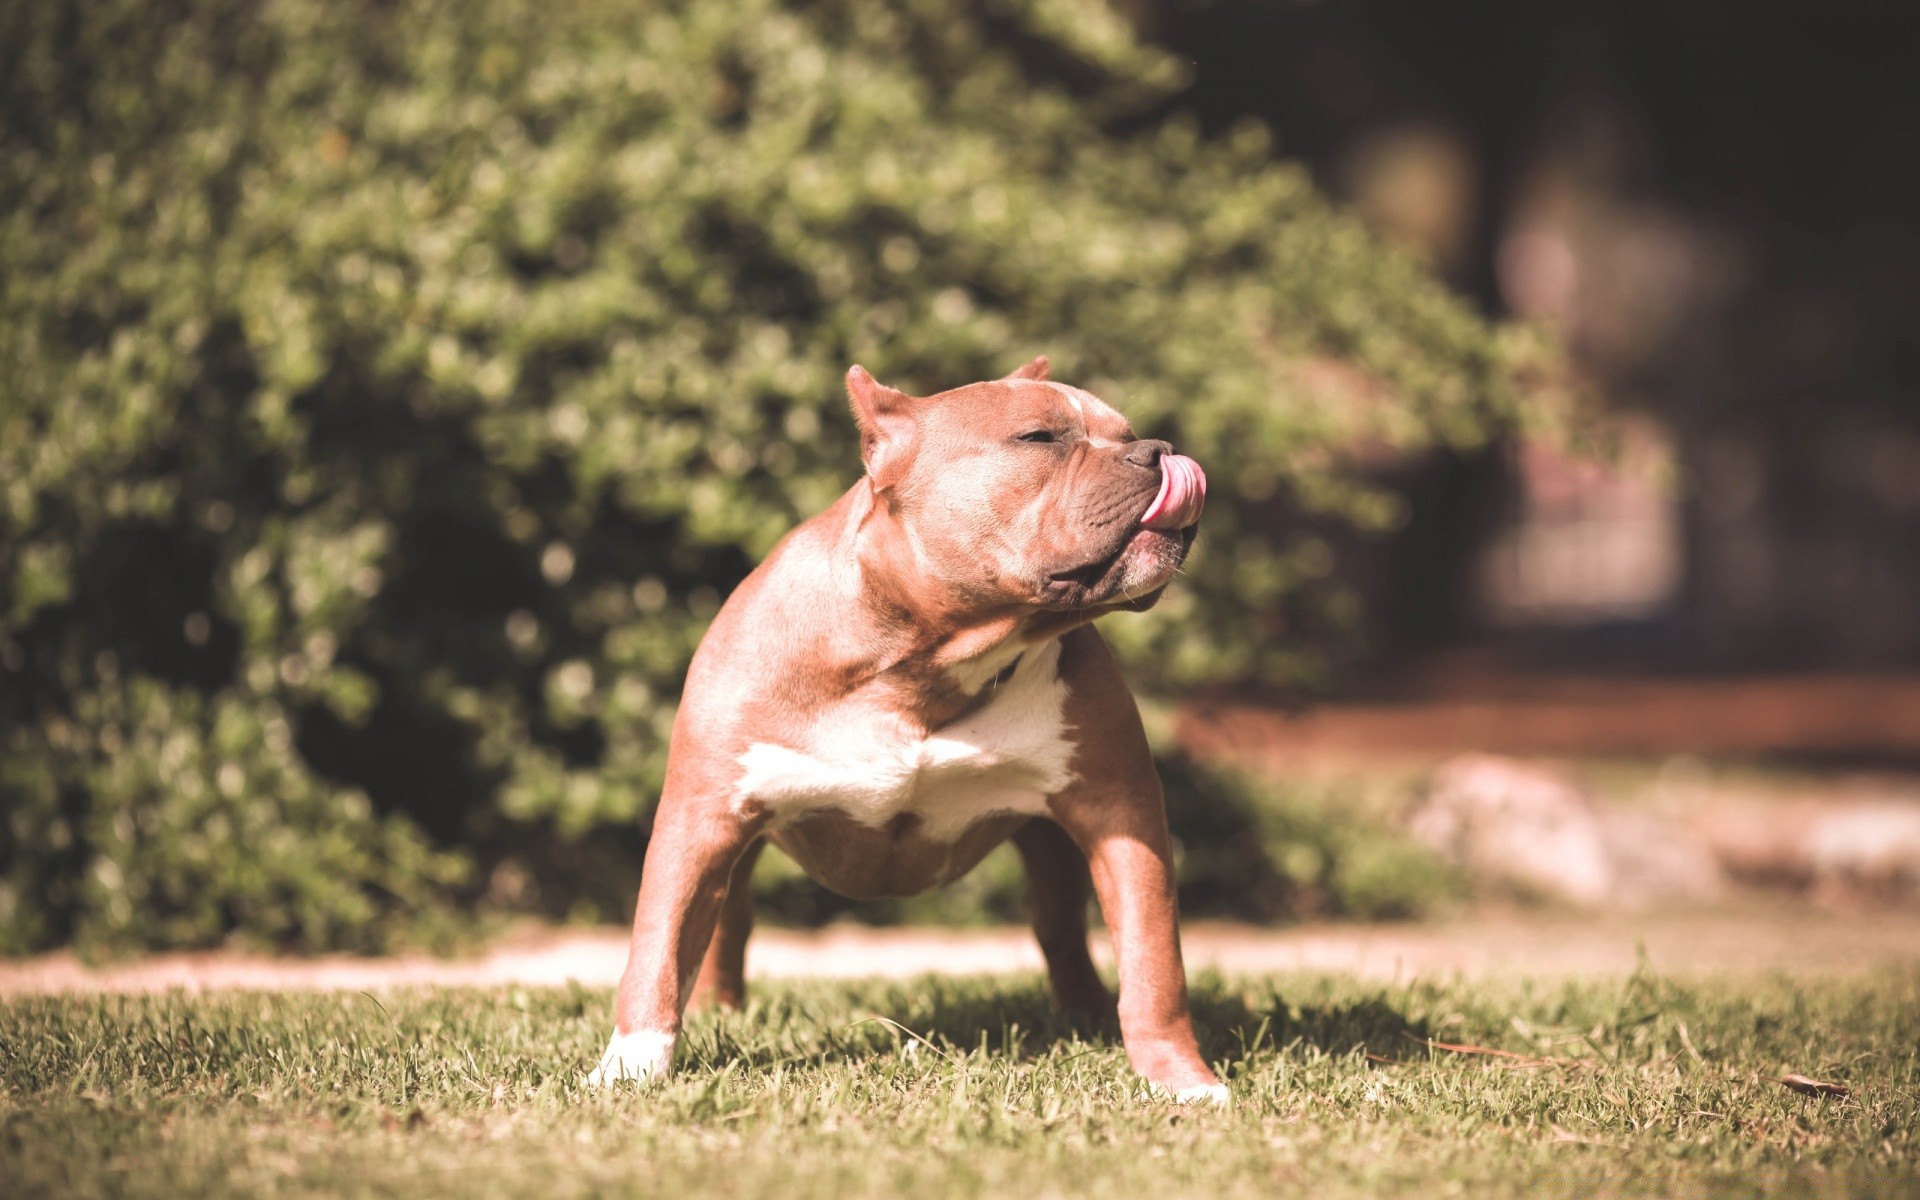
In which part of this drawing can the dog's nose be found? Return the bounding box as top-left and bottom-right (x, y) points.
(1123, 439), (1171, 471)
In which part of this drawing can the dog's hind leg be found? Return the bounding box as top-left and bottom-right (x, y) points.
(688, 838), (765, 1011)
(1014, 819), (1117, 1023)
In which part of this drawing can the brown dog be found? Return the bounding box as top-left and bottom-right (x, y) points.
(588, 357), (1225, 1102)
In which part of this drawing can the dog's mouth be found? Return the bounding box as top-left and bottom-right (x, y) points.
(1037, 455), (1207, 611)
(1048, 553), (1122, 590)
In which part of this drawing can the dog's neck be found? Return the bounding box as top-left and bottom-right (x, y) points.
(803, 483), (1069, 730)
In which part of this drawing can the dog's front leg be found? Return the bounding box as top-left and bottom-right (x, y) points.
(1051, 779), (1226, 1104)
(588, 790), (760, 1087)
(1046, 629), (1226, 1105)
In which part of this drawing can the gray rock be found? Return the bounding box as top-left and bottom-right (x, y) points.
(1807, 803), (1920, 900)
(1409, 754), (1723, 908)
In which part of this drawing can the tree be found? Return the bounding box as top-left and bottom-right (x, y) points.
(0, 0), (1522, 951)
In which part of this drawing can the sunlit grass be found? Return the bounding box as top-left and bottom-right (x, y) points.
(4, 969), (1915, 1198)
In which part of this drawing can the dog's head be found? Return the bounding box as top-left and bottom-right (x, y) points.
(847, 357), (1204, 616)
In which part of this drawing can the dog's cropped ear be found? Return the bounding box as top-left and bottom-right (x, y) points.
(846, 365), (917, 489)
(1003, 355), (1050, 382)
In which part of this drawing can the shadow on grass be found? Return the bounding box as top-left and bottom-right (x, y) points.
(1192, 988), (1434, 1062)
(692, 980), (1432, 1073)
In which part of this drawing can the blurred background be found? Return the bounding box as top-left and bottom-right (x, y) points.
(3, 0), (1917, 958)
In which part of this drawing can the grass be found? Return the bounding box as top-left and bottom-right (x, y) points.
(4, 968), (1917, 1198)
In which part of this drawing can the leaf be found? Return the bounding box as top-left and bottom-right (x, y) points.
(1776, 1073), (1851, 1099)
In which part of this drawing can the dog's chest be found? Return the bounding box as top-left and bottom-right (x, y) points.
(731, 641), (1076, 841)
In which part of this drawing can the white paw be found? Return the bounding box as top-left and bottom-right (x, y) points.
(584, 1029), (677, 1088)
(1171, 1082), (1232, 1106)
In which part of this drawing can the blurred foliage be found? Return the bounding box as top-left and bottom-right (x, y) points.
(0, 0), (1521, 953)
(1159, 754), (1461, 924)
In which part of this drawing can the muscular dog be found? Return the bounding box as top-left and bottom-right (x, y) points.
(589, 356), (1224, 1102)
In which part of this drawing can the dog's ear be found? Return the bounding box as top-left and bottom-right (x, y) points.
(1003, 355), (1050, 382)
(846, 365), (917, 489)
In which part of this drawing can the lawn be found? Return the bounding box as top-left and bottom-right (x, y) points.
(4, 968), (1916, 1198)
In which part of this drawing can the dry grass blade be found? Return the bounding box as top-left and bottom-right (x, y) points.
(1676, 1019), (1706, 1066)
(843, 1015), (957, 1063)
(1551, 1125), (1625, 1149)
(1401, 1032), (1578, 1069)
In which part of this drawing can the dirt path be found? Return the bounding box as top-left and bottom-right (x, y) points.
(5, 909), (1916, 997)
(1179, 672), (1920, 765)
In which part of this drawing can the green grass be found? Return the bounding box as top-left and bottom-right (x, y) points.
(4, 969), (1917, 1198)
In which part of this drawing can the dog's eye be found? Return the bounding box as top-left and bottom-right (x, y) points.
(1016, 430), (1057, 444)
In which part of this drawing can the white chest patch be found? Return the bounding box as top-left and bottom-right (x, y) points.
(732, 640), (1076, 841)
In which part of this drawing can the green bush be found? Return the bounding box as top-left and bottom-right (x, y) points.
(1159, 755), (1461, 923)
(0, 0), (1520, 952)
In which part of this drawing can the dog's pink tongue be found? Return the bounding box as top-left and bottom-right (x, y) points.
(1140, 454), (1207, 530)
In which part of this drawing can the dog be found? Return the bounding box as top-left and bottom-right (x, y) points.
(588, 357), (1224, 1102)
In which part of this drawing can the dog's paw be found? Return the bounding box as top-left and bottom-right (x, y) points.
(1147, 1077), (1232, 1106)
(583, 1029), (677, 1088)
(1172, 1082), (1231, 1106)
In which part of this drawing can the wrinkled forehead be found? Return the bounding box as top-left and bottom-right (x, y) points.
(928, 379), (1134, 444)
(1037, 382), (1132, 443)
